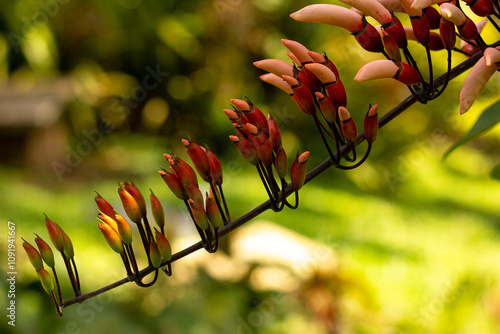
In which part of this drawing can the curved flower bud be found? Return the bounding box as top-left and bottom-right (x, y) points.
(483, 47), (500, 66)
(316, 92), (337, 124)
(149, 238), (161, 269)
(253, 59), (294, 77)
(34, 234), (55, 268)
(123, 182), (147, 217)
(423, 6), (441, 30)
(381, 13), (408, 48)
(36, 268), (54, 294)
(290, 4), (364, 32)
(159, 169), (187, 200)
(167, 155), (198, 188)
(94, 192), (115, 218)
(291, 151), (310, 191)
(150, 189), (165, 231)
(339, 107), (358, 143)
(183, 179), (204, 205)
(98, 222), (123, 254)
(259, 73), (293, 95)
(286, 52), (302, 67)
(114, 212), (133, 245)
(182, 139), (211, 183)
(118, 183), (141, 223)
(363, 105), (379, 143)
(304, 63), (347, 107)
(382, 29), (401, 61)
(247, 123), (273, 166)
(154, 228), (171, 261)
(439, 18), (456, 51)
(282, 75), (316, 115)
(307, 51), (340, 79)
(460, 53), (500, 114)
(229, 135), (259, 166)
(275, 146), (288, 180)
(22, 238), (44, 270)
(411, 0), (448, 10)
(231, 98), (269, 136)
(281, 39), (314, 65)
(188, 199), (209, 230)
(205, 146), (223, 186)
(44, 214), (64, 252)
(354, 60), (421, 85)
(462, 0), (494, 17)
(440, 3), (477, 41)
(268, 114), (282, 153)
(97, 212), (119, 234)
(59, 227), (74, 259)
(340, 0), (393, 24)
(206, 192), (223, 229)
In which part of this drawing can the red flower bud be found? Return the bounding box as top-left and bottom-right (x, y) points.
(231, 98), (269, 136)
(423, 6), (441, 30)
(282, 75), (316, 115)
(267, 114), (282, 153)
(382, 30), (401, 61)
(34, 234), (55, 268)
(229, 135), (259, 166)
(44, 214), (64, 252)
(307, 51), (340, 80)
(410, 15), (430, 47)
(303, 63), (347, 107)
(59, 226), (74, 259)
(97, 212), (119, 234)
(394, 62), (421, 86)
(291, 151), (309, 191)
(182, 139), (211, 183)
(123, 182), (147, 217)
(206, 192), (223, 229)
(98, 222), (124, 254)
(363, 105), (379, 144)
(160, 169), (187, 200)
(154, 228), (172, 261)
(428, 33), (445, 51)
(339, 107), (357, 143)
(150, 189), (165, 230)
(118, 184), (142, 223)
(22, 238), (44, 270)
(205, 147), (223, 186)
(440, 18), (456, 51)
(188, 199), (209, 230)
(94, 192), (115, 218)
(275, 146), (288, 180)
(114, 212), (133, 245)
(382, 14), (407, 49)
(149, 238), (162, 269)
(457, 17), (478, 41)
(183, 179), (204, 205)
(167, 155), (198, 188)
(463, 0), (494, 17)
(316, 92), (337, 124)
(36, 267), (54, 294)
(353, 16), (385, 53)
(247, 123), (273, 166)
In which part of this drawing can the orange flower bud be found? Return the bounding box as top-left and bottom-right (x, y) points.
(247, 124), (273, 166)
(159, 169), (187, 200)
(118, 184), (142, 223)
(114, 212), (133, 245)
(154, 228), (172, 261)
(97, 212), (119, 233)
(363, 105), (379, 144)
(36, 267), (54, 294)
(267, 114), (282, 153)
(167, 155), (198, 188)
(291, 151), (309, 191)
(316, 92), (337, 124)
(205, 147), (223, 186)
(22, 238), (44, 270)
(182, 139), (211, 183)
(230, 135), (259, 166)
(34, 234), (55, 268)
(282, 75), (316, 115)
(150, 189), (165, 230)
(44, 214), (64, 252)
(149, 238), (162, 269)
(206, 192), (223, 229)
(183, 179), (204, 205)
(123, 182), (147, 217)
(275, 146), (288, 180)
(98, 222), (123, 254)
(231, 98), (269, 136)
(59, 227), (74, 259)
(339, 107), (357, 143)
(188, 199), (209, 230)
(94, 192), (115, 218)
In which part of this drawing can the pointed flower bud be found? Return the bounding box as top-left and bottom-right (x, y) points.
(160, 169), (187, 200)
(205, 147), (223, 186)
(290, 4), (364, 33)
(34, 234), (55, 268)
(316, 92), (337, 124)
(247, 123), (273, 166)
(167, 155), (199, 188)
(439, 18), (456, 51)
(206, 192), (223, 229)
(440, 3), (477, 41)
(97, 212), (119, 233)
(114, 212), (133, 245)
(183, 139), (211, 183)
(307, 51), (340, 80)
(22, 238), (44, 270)
(183, 179), (204, 205)
(382, 29), (401, 61)
(423, 6), (441, 29)
(463, 0), (494, 17)
(339, 107), (357, 143)
(154, 228), (172, 261)
(353, 16), (385, 53)
(232, 98), (269, 136)
(363, 105), (379, 143)
(118, 183), (141, 223)
(291, 151), (310, 191)
(267, 114), (282, 153)
(98, 222), (124, 254)
(275, 146), (288, 180)
(354, 60), (421, 86)
(149, 238), (162, 269)
(282, 75), (316, 115)
(123, 182), (147, 217)
(150, 189), (165, 230)
(44, 214), (64, 252)
(259, 73), (293, 95)
(281, 39), (314, 65)
(188, 199), (209, 230)
(304, 63), (347, 107)
(36, 267), (54, 294)
(94, 192), (115, 218)
(230, 135), (259, 166)
(59, 227), (74, 259)
(253, 59), (294, 77)
(382, 14), (408, 48)
(340, 0), (393, 25)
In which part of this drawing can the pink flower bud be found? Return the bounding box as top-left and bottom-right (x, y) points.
(439, 18), (456, 51)
(231, 98), (269, 136)
(282, 75), (316, 115)
(382, 14), (408, 48)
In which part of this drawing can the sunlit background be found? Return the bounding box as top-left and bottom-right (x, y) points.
(1, 0), (500, 333)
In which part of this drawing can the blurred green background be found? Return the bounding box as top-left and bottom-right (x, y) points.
(1, 0), (500, 333)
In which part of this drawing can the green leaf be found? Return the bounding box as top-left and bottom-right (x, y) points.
(443, 99), (500, 160)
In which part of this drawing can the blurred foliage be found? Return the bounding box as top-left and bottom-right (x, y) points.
(1, 0), (500, 334)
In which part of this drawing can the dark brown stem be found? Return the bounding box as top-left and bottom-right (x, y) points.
(51, 267), (63, 305)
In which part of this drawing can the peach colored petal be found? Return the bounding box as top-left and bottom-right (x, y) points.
(354, 60), (399, 82)
(339, 0), (393, 24)
(253, 59), (294, 77)
(304, 63), (337, 84)
(281, 39), (314, 65)
(290, 4), (363, 33)
(259, 73), (293, 95)
(460, 57), (498, 114)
